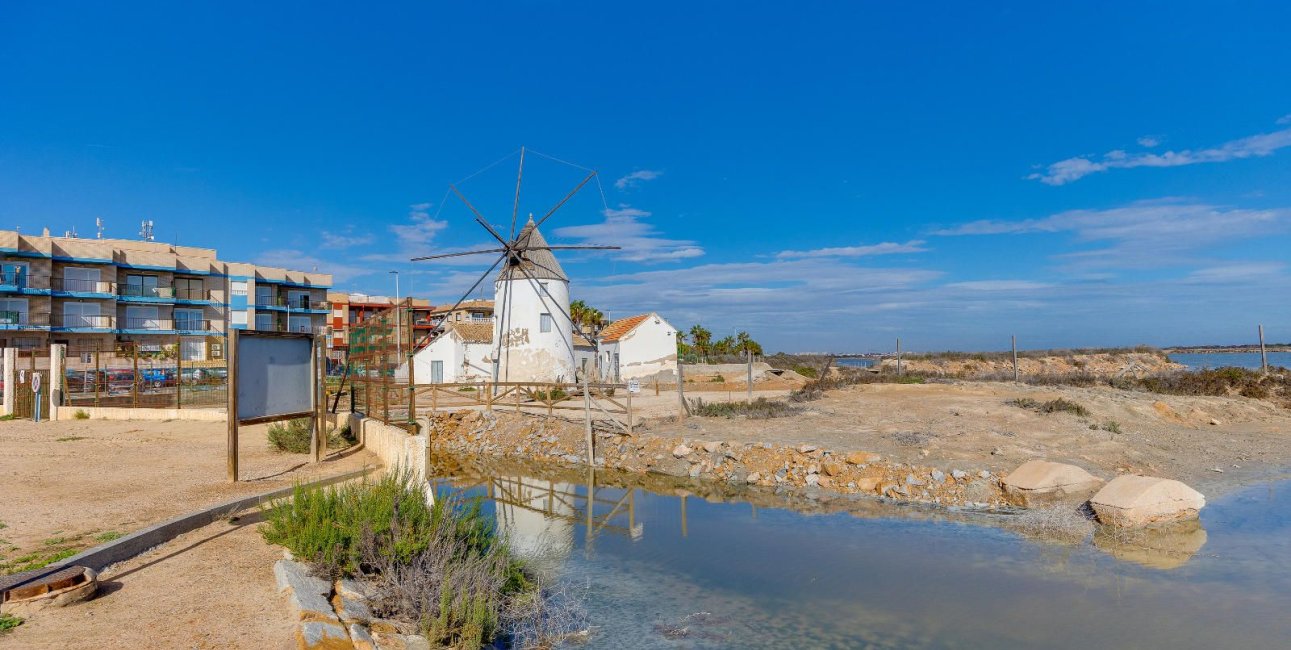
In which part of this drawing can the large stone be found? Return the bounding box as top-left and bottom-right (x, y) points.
(1000, 460), (1103, 507)
(297, 620), (350, 649)
(333, 592), (373, 624)
(845, 451), (880, 465)
(672, 444), (692, 458)
(701, 440), (723, 453)
(350, 623), (378, 650)
(275, 560), (337, 623)
(1089, 475), (1206, 528)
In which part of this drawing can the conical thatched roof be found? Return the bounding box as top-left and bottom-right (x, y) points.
(496, 216), (568, 283)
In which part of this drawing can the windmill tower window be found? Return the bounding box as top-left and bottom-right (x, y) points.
(540, 313), (553, 333)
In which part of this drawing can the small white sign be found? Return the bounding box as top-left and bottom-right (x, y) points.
(31, 373), (41, 393)
(627, 379), (641, 394)
(18, 369), (25, 384)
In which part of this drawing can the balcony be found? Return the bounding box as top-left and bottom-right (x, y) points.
(53, 277), (117, 296)
(51, 313), (115, 331)
(0, 270), (48, 294)
(0, 311), (49, 330)
(119, 285), (176, 302)
(119, 316), (174, 333)
(175, 287), (213, 302)
(256, 296), (329, 312)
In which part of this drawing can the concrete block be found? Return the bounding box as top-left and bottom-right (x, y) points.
(1090, 475), (1206, 528)
(1001, 459), (1103, 507)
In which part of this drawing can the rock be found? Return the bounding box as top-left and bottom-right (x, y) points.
(350, 623), (378, 650)
(855, 477), (881, 493)
(807, 464), (820, 475)
(846, 451), (881, 465)
(297, 621), (349, 649)
(817, 476), (832, 488)
(672, 444), (693, 458)
(775, 468), (788, 479)
(805, 474), (820, 487)
(274, 560), (337, 623)
(962, 480), (997, 504)
(979, 470), (992, 479)
(951, 469), (968, 480)
(1209, 418), (1221, 426)
(1089, 475), (1206, 528)
(649, 457), (692, 477)
(333, 592), (373, 624)
(746, 472), (761, 484)
(688, 463), (703, 478)
(822, 462), (843, 477)
(905, 474), (924, 486)
(1000, 460), (1103, 507)
(335, 579), (368, 601)
(930, 469), (946, 483)
(702, 440), (723, 453)
(798, 444), (818, 453)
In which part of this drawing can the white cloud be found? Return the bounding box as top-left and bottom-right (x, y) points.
(1277, 114), (1291, 126)
(934, 200), (1288, 266)
(255, 249), (374, 283)
(553, 205), (704, 262)
(1029, 122), (1291, 185)
(1186, 262), (1286, 283)
(389, 201), (448, 255)
(944, 280), (1055, 291)
(1136, 136), (1160, 147)
(776, 240), (928, 260)
(614, 169), (663, 190)
(319, 230), (374, 250)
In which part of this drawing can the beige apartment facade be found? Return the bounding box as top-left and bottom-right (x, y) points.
(0, 230), (331, 361)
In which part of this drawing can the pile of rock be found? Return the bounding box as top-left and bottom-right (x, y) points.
(275, 557), (427, 650)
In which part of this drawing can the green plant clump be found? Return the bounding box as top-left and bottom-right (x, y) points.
(1007, 397), (1090, 417)
(260, 470), (564, 647)
(0, 613), (23, 633)
(73, 409), (90, 419)
(268, 418), (354, 454)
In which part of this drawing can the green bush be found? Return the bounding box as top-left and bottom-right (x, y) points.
(267, 419), (313, 454)
(0, 613), (22, 633)
(791, 365), (819, 379)
(260, 470), (557, 647)
(1007, 397), (1090, 417)
(73, 409), (90, 420)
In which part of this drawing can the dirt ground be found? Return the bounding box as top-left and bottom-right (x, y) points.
(3, 514), (295, 650)
(637, 381), (1291, 495)
(0, 418), (376, 574)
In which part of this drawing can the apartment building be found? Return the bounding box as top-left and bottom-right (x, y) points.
(0, 229), (331, 360)
(428, 299), (494, 327)
(326, 292), (433, 362)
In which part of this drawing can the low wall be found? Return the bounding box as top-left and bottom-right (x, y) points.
(56, 406), (227, 422)
(348, 412), (429, 476)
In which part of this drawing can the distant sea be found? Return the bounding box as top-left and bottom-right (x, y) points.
(1168, 351), (1291, 371)
(836, 358), (876, 369)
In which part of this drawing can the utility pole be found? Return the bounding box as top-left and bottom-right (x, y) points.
(390, 271), (402, 360)
(1259, 324), (1268, 374)
(896, 337), (902, 375)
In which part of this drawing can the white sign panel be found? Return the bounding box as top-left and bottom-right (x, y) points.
(31, 373), (40, 393)
(235, 332), (314, 422)
(627, 379), (641, 394)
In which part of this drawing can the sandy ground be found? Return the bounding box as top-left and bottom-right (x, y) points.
(3, 514), (295, 650)
(0, 418), (376, 566)
(637, 381), (1291, 495)
(0, 418), (379, 649)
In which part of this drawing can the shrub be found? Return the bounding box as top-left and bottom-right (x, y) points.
(260, 470), (574, 647)
(0, 613), (22, 633)
(1101, 420), (1123, 434)
(710, 374), (725, 383)
(267, 418), (313, 454)
(1007, 397), (1090, 417)
(791, 365), (818, 379)
(73, 409), (90, 420)
(688, 397), (802, 419)
(532, 388), (568, 402)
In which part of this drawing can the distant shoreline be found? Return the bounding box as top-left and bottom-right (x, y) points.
(1164, 346), (1291, 354)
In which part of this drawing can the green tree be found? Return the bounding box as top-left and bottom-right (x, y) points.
(570, 299), (607, 334)
(735, 330), (763, 356)
(688, 324), (713, 363)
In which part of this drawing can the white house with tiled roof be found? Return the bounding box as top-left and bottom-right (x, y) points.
(406, 321), (493, 383)
(597, 312), (678, 382)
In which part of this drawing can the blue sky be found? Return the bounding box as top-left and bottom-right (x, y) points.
(3, 2), (1290, 352)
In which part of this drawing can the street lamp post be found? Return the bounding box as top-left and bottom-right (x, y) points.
(390, 271), (402, 359)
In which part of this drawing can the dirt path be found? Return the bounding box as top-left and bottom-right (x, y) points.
(0, 418), (377, 572)
(3, 514), (294, 650)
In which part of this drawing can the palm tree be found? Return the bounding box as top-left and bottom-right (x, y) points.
(570, 300), (608, 335)
(688, 324), (713, 363)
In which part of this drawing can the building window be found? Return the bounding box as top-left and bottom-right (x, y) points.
(540, 313), (552, 333)
(1, 262), (30, 288)
(175, 277), (205, 300)
(124, 306), (160, 330)
(230, 280), (248, 297)
(124, 274), (160, 298)
(255, 313), (274, 330)
(62, 267), (101, 292)
(174, 308), (204, 331)
(230, 310), (248, 326)
(0, 298), (28, 324)
(288, 316), (312, 333)
(255, 286), (275, 306)
(63, 301), (101, 328)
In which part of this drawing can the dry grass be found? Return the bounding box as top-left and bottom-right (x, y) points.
(1009, 505), (1096, 545)
(688, 397), (803, 418)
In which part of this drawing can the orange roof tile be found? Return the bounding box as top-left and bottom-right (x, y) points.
(599, 314), (650, 342)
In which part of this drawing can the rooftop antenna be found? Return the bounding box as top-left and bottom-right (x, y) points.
(64, 226), (79, 238)
(96, 217), (105, 239)
(139, 220), (155, 242)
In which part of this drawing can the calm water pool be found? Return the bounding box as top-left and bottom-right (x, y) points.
(432, 459), (1291, 649)
(1169, 351), (1291, 371)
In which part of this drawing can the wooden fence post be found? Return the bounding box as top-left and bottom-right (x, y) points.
(583, 375), (594, 464)
(677, 361), (690, 417)
(896, 337), (902, 375)
(625, 387), (634, 433)
(1012, 335), (1019, 382)
(1259, 324), (1268, 374)
(746, 350), (753, 401)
